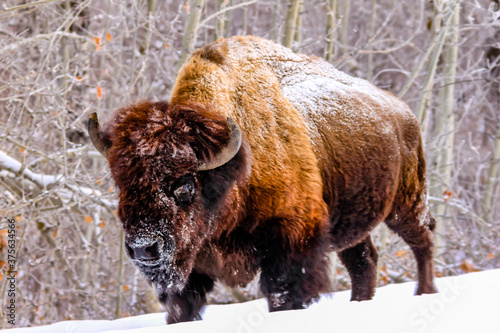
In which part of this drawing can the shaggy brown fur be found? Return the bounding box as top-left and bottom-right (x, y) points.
(90, 36), (437, 324)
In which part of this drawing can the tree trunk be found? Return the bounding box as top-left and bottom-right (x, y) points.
(482, 119), (500, 222)
(430, 0), (460, 262)
(414, 1), (449, 137)
(293, 1), (303, 51)
(214, 0), (226, 40)
(338, 0), (351, 56)
(367, 0), (377, 81)
(177, 0), (205, 71)
(282, 0), (301, 49)
(325, 0), (337, 62)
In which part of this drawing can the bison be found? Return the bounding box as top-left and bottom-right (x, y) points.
(88, 36), (437, 323)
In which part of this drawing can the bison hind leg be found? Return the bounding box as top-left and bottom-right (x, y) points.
(385, 211), (438, 295)
(338, 235), (378, 301)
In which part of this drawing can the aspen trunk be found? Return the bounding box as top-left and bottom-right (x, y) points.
(431, 0), (460, 262)
(367, 0), (377, 81)
(414, 2), (449, 136)
(325, 0), (337, 62)
(115, 228), (126, 318)
(482, 120), (500, 222)
(177, 0), (205, 71)
(338, 0), (351, 56)
(282, 0), (301, 49)
(214, 0), (226, 40)
(293, 1), (303, 51)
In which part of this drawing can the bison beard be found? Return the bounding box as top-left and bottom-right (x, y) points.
(88, 36), (437, 324)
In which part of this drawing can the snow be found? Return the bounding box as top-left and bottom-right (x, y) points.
(0, 149), (65, 187)
(9, 269), (500, 333)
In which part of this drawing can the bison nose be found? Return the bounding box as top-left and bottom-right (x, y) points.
(125, 241), (160, 261)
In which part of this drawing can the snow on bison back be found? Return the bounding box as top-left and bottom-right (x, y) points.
(88, 36), (437, 324)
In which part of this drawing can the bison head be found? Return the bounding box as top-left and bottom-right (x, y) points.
(88, 101), (244, 293)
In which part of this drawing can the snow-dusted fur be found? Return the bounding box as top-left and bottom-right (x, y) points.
(90, 36), (437, 324)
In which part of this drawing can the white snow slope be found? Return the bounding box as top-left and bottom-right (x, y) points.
(7, 269), (500, 333)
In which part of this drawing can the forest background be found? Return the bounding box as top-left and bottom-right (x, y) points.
(0, 0), (499, 327)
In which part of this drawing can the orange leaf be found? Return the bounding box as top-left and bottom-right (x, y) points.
(184, 3), (190, 13)
(122, 285), (129, 290)
(52, 227), (57, 238)
(106, 33), (112, 41)
(20, 147), (25, 152)
(113, 210), (118, 216)
(76, 76), (82, 81)
(108, 187), (114, 193)
(94, 37), (101, 51)
(15, 216), (21, 221)
(99, 221), (105, 228)
(96, 85), (103, 99)
(381, 275), (388, 283)
(395, 250), (408, 257)
(487, 253), (495, 259)
(84, 216), (93, 223)
(165, 43), (170, 48)
(0, 271), (2, 282)
(442, 190), (453, 202)
(97, 180), (102, 185)
(460, 259), (473, 273)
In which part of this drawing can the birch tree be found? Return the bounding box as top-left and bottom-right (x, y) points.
(282, 0), (301, 49)
(430, 0), (460, 261)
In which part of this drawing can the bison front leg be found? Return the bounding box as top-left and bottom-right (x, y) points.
(259, 234), (331, 312)
(158, 270), (214, 324)
(338, 235), (378, 301)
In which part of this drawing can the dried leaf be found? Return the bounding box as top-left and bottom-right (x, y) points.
(97, 179), (102, 185)
(99, 221), (105, 228)
(460, 259), (473, 273)
(15, 216), (21, 221)
(487, 253), (495, 259)
(97, 85), (103, 99)
(184, 3), (190, 13)
(395, 250), (408, 257)
(20, 147), (25, 152)
(84, 216), (93, 223)
(94, 36), (101, 51)
(108, 187), (114, 193)
(106, 33), (112, 41)
(122, 285), (129, 291)
(52, 227), (57, 238)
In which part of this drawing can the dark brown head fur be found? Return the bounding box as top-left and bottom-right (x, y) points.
(105, 100), (249, 292)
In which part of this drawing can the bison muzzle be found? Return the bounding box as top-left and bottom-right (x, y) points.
(88, 36), (437, 324)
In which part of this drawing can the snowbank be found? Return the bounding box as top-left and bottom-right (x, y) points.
(8, 269), (500, 333)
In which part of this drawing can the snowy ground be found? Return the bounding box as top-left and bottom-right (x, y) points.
(8, 269), (500, 333)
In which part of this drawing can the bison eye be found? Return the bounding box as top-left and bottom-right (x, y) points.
(172, 176), (195, 204)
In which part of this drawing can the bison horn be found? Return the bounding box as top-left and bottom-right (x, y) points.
(88, 112), (110, 158)
(198, 117), (242, 171)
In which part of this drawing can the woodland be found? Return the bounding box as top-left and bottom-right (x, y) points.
(0, 0), (499, 327)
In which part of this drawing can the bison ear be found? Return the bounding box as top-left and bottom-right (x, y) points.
(88, 112), (111, 158)
(197, 117), (242, 171)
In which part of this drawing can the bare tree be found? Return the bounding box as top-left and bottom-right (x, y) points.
(0, 0), (499, 328)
